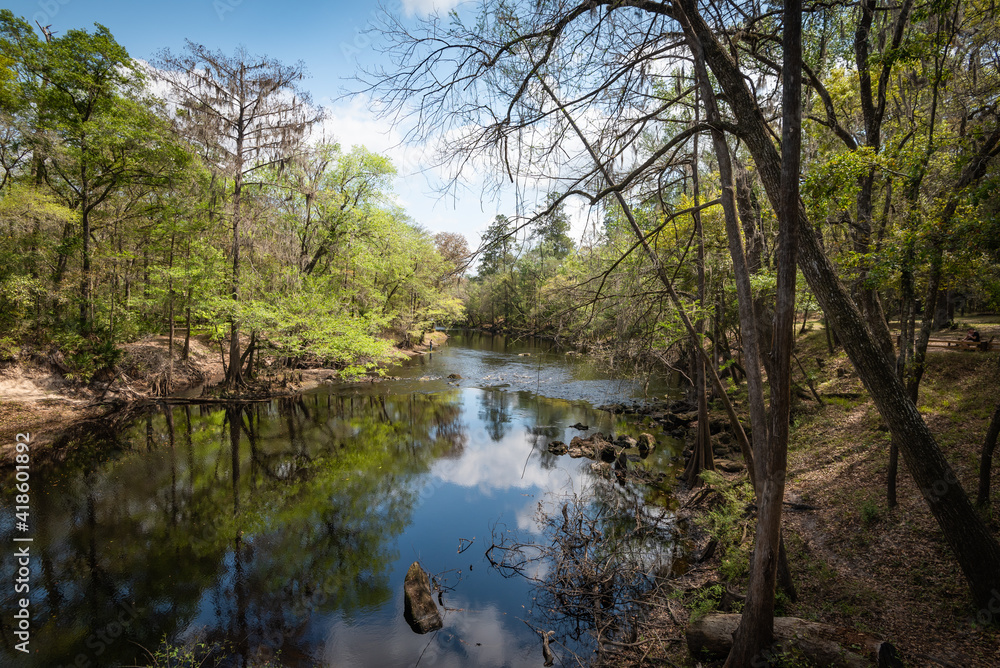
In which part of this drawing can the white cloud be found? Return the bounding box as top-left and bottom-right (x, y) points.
(400, 0), (466, 17)
(317, 93), (521, 248)
(431, 423), (579, 493)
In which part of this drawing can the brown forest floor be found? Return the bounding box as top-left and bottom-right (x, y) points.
(630, 315), (1000, 668)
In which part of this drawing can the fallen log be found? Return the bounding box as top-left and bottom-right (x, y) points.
(403, 561), (443, 634)
(686, 613), (902, 667)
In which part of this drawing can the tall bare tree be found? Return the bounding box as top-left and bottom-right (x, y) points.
(156, 42), (321, 387)
(363, 1), (1000, 658)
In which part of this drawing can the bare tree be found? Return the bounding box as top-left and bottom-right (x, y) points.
(156, 42), (321, 388)
(433, 231), (471, 283)
(361, 4), (1000, 664)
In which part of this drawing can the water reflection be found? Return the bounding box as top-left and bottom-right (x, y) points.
(0, 333), (682, 668)
(1, 391), (465, 667)
(478, 389), (512, 442)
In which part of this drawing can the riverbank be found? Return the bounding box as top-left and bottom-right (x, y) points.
(0, 330), (448, 460)
(618, 320), (1000, 667)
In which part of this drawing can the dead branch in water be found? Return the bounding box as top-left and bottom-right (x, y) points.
(486, 482), (681, 665)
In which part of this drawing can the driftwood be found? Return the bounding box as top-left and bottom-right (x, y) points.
(686, 613), (902, 667)
(403, 562), (443, 634)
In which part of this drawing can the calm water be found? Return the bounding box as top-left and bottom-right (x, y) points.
(1, 332), (683, 667)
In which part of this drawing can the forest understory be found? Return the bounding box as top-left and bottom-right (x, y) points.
(616, 318), (1000, 668)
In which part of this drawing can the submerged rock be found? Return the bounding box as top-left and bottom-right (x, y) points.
(615, 434), (638, 449)
(403, 562), (443, 634)
(557, 433), (623, 461)
(597, 439), (619, 463)
(637, 433), (656, 456)
(547, 440), (568, 455)
(567, 436), (596, 458)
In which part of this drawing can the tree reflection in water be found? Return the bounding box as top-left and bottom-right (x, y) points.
(0, 329), (684, 668)
(478, 388), (513, 442)
(486, 476), (681, 666)
(0, 390), (464, 667)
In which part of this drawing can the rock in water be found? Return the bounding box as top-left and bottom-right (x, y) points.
(637, 433), (656, 456)
(616, 434), (638, 448)
(547, 440), (568, 455)
(403, 562), (443, 634)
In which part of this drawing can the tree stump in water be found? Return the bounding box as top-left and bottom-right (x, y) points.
(403, 562), (443, 634)
(687, 613), (902, 667)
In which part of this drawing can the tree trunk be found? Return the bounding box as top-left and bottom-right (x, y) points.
(685, 23), (765, 490)
(978, 399), (1000, 508)
(933, 288), (950, 330)
(167, 232), (176, 395)
(226, 120), (245, 388)
(534, 70), (755, 478)
(686, 1), (1000, 610)
(684, 117), (715, 487)
(907, 241), (943, 402)
(79, 190), (91, 333)
(183, 300), (191, 361)
(724, 0), (801, 657)
(688, 614), (902, 668)
(887, 440), (900, 509)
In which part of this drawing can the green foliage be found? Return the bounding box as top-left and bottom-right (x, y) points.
(247, 283), (398, 379)
(749, 270), (777, 301)
(696, 471), (755, 582)
(0, 15), (466, 380)
(532, 193), (574, 259)
(860, 499), (881, 527)
(0, 335), (17, 363)
(688, 582), (726, 622)
(803, 147), (883, 220)
(478, 213), (515, 278)
(137, 637), (283, 668)
(53, 330), (124, 383)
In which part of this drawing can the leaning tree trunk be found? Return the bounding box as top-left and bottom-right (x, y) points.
(535, 71), (756, 472)
(686, 0), (1000, 611)
(889, 239), (918, 509)
(978, 397), (1000, 508)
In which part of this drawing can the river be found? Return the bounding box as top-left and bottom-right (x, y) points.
(0, 331), (685, 668)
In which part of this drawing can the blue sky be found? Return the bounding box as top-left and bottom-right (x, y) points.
(4, 0), (535, 252)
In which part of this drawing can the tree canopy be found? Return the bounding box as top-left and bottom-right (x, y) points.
(0, 14), (467, 385)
